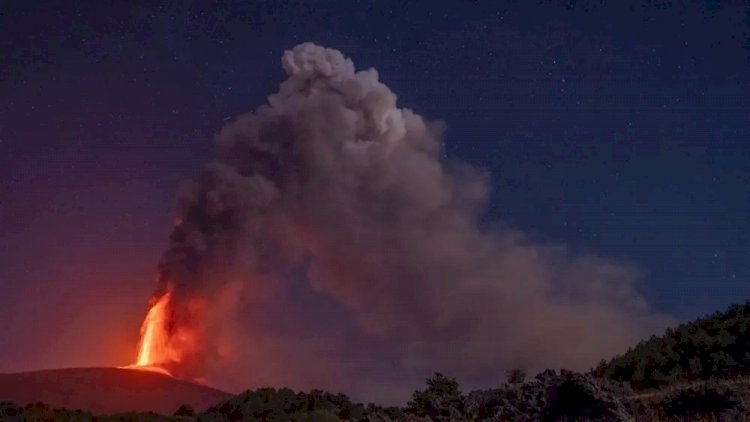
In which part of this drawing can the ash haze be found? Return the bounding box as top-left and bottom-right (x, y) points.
(155, 43), (672, 403)
(1, 1), (748, 407)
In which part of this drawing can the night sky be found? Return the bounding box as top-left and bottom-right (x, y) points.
(1, 0), (749, 391)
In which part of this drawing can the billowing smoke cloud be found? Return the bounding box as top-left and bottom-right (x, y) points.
(155, 42), (672, 403)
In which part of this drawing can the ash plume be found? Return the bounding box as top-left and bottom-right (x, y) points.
(155, 42), (672, 403)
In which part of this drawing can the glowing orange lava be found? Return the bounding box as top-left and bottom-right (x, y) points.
(121, 284), (204, 380)
(121, 290), (179, 377)
(137, 291), (175, 365)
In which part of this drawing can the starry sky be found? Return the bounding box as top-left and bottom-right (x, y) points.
(0, 1), (749, 374)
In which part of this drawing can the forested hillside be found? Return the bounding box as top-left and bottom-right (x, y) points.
(592, 301), (750, 389)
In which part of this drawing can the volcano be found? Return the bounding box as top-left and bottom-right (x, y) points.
(0, 367), (231, 415)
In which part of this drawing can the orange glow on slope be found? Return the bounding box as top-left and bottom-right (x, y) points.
(124, 364), (173, 376)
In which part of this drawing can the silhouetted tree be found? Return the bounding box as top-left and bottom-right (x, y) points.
(506, 368), (527, 385)
(406, 372), (466, 421)
(174, 403), (195, 417)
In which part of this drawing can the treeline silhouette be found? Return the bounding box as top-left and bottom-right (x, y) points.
(592, 301), (750, 389)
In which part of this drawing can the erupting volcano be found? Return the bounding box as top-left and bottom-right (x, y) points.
(107, 42), (672, 398)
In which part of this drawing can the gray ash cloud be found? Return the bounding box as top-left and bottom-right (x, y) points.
(155, 43), (672, 403)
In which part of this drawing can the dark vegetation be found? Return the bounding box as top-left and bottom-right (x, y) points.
(592, 301), (750, 389)
(6, 301), (750, 420)
(660, 382), (745, 419)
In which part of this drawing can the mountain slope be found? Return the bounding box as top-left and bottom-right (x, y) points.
(0, 367), (231, 415)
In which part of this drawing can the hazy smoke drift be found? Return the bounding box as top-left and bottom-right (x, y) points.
(156, 43), (670, 401)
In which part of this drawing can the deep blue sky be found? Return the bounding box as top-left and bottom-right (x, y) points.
(0, 1), (748, 371)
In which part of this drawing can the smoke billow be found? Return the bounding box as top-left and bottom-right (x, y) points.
(155, 42), (671, 403)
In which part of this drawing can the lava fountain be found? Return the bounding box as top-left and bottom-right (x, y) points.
(122, 289), (187, 377)
(136, 291), (174, 366)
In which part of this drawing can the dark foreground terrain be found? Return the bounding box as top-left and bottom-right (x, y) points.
(0, 367), (230, 416)
(3, 371), (749, 421)
(5, 301), (750, 421)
